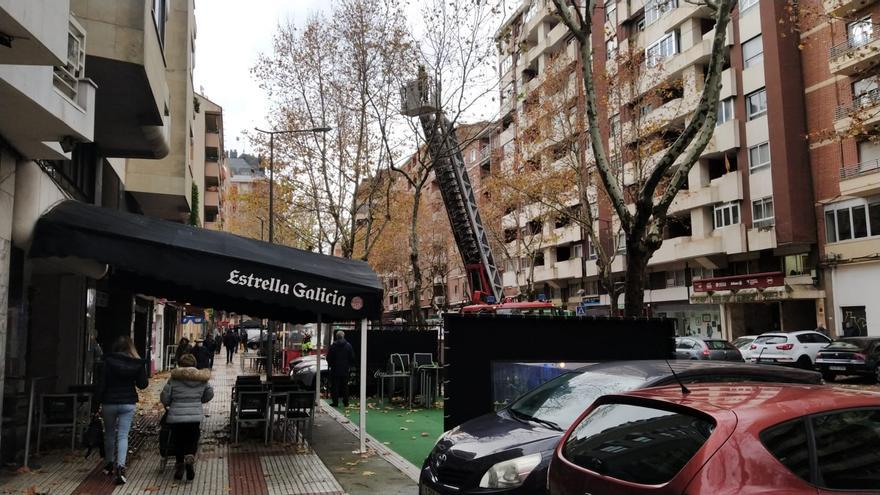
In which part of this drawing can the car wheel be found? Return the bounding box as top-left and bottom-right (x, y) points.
(796, 356), (812, 370)
(875, 366), (880, 384)
(822, 372), (836, 382)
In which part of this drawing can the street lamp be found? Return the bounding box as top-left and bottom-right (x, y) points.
(253, 125), (331, 377)
(255, 215), (265, 241)
(253, 126), (332, 244)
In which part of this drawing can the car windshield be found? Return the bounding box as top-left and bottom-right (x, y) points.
(508, 370), (645, 429)
(705, 340), (736, 350)
(755, 335), (787, 345)
(732, 337), (753, 349)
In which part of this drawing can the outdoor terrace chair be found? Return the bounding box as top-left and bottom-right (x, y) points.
(278, 391), (315, 445)
(412, 353), (440, 408)
(233, 390), (271, 444)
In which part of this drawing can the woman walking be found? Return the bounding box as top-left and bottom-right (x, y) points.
(95, 336), (148, 485)
(160, 353), (214, 481)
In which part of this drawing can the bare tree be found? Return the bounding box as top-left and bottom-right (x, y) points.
(550, 0), (735, 316)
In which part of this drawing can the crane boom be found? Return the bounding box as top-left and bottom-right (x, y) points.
(401, 72), (504, 303)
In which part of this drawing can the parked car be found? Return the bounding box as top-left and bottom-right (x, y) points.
(815, 337), (880, 382)
(288, 354), (329, 389)
(549, 383), (880, 494)
(674, 337), (743, 361)
(732, 335), (758, 359)
(419, 361), (821, 494)
(747, 330), (831, 368)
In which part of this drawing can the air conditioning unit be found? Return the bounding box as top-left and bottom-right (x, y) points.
(433, 296), (446, 306)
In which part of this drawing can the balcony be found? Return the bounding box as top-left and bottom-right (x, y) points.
(0, 0), (70, 65)
(702, 119), (740, 157)
(834, 88), (880, 135)
(0, 16), (96, 159)
(649, 223), (746, 266)
(205, 190), (220, 214)
(72, 0), (171, 158)
(824, 0), (877, 16)
(828, 29), (880, 76)
(839, 158), (880, 197)
(670, 171), (742, 214)
(554, 258), (583, 279)
(205, 161), (220, 187)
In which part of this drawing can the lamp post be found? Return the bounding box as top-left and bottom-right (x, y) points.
(255, 215), (265, 241)
(254, 126), (332, 244)
(253, 126), (331, 377)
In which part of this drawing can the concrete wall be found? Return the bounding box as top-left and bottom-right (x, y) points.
(832, 262), (880, 337)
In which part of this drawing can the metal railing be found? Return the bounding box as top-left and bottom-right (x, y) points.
(840, 157), (880, 179)
(830, 29), (880, 59)
(835, 87), (880, 120)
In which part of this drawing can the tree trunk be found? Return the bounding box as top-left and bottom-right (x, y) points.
(409, 191), (426, 325)
(623, 238), (650, 317)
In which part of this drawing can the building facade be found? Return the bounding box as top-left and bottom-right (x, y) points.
(194, 93), (226, 230)
(494, 0), (826, 339)
(0, 0), (204, 460)
(801, 0), (880, 337)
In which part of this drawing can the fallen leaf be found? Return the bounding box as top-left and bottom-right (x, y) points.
(420, 432), (429, 437)
(399, 426), (408, 430)
(362, 471), (376, 476)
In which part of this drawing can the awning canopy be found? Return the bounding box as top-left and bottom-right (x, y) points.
(30, 200), (383, 323)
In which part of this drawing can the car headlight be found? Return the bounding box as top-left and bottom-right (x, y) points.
(479, 453), (542, 489)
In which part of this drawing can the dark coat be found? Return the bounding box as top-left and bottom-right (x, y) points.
(193, 345), (213, 369)
(327, 338), (356, 377)
(223, 332), (238, 349)
(96, 353), (148, 405)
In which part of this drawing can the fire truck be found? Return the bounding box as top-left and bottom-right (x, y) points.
(400, 68), (561, 315)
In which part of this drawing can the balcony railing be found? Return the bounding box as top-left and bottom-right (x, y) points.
(840, 157), (880, 179)
(53, 19), (87, 101)
(835, 87), (880, 120)
(830, 29), (880, 59)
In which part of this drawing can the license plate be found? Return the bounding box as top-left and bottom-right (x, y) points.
(420, 485), (442, 495)
(829, 366), (847, 371)
(757, 359), (776, 364)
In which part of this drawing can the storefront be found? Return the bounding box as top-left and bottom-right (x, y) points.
(652, 303), (722, 339)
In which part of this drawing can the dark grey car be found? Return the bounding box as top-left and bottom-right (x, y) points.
(420, 360), (820, 494)
(675, 336), (743, 361)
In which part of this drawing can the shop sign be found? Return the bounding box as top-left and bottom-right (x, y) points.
(692, 272), (785, 293)
(581, 296), (601, 306)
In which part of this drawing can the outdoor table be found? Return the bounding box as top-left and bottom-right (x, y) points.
(416, 365), (441, 408)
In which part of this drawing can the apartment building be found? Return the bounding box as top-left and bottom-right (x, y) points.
(0, 0), (198, 459)
(222, 152), (267, 239)
(801, 0), (880, 337)
(194, 93), (226, 229)
(495, 0), (824, 338)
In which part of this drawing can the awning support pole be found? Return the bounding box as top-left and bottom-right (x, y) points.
(315, 315), (322, 406)
(359, 318), (367, 453)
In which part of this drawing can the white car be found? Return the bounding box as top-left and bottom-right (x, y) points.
(732, 335), (758, 360)
(747, 331), (832, 368)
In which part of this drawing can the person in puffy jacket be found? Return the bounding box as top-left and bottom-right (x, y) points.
(160, 353), (214, 481)
(95, 336), (148, 485)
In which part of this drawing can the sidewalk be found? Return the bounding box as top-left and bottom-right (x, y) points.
(0, 353), (414, 495)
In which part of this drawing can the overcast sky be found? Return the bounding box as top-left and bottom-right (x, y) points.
(193, 0), (330, 156)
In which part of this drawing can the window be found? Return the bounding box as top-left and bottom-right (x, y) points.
(742, 35), (764, 68)
(152, 0), (167, 46)
(604, 0), (617, 22)
(616, 232), (626, 253)
(500, 55), (512, 75)
(852, 75), (879, 111)
(645, 0), (678, 26)
(739, 0), (759, 12)
(760, 419), (811, 483)
(523, 1), (538, 24)
(848, 16), (873, 48)
(562, 403), (715, 485)
(746, 89), (767, 120)
(717, 97), (734, 125)
(646, 32), (678, 68)
(606, 37), (618, 60)
(53, 20), (87, 100)
(752, 197), (774, 227)
(748, 142), (771, 173)
(825, 199), (880, 243)
(812, 408), (880, 490)
(714, 201), (741, 229)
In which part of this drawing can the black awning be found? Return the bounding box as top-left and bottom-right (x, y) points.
(30, 200), (383, 322)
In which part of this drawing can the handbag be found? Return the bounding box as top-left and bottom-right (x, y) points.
(82, 413), (105, 459)
(159, 381), (175, 457)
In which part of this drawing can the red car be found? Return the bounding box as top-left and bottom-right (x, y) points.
(548, 383), (880, 494)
